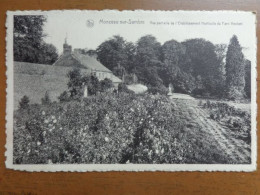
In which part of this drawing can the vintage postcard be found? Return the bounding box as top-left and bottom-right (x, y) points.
(5, 10), (257, 172)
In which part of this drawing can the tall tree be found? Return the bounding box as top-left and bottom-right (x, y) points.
(38, 43), (59, 64)
(162, 40), (186, 69)
(183, 39), (224, 96)
(134, 35), (163, 87)
(160, 40), (195, 93)
(225, 35), (245, 99)
(135, 35), (162, 65)
(215, 44), (227, 78)
(96, 35), (132, 72)
(14, 15), (58, 64)
(244, 59), (251, 99)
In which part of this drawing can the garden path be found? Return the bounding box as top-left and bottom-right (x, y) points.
(173, 99), (251, 164)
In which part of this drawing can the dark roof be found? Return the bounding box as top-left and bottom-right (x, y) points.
(72, 52), (112, 73)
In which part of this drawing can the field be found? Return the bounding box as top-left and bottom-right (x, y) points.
(13, 92), (251, 164)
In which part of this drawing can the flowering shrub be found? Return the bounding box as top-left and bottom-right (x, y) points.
(14, 93), (188, 164)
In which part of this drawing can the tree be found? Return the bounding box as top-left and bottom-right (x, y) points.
(244, 59), (251, 99)
(100, 78), (114, 92)
(67, 69), (102, 99)
(19, 95), (30, 109)
(161, 40), (186, 69)
(38, 43), (59, 64)
(96, 36), (133, 74)
(160, 40), (195, 94)
(215, 44), (227, 78)
(134, 35), (163, 87)
(86, 49), (97, 57)
(225, 35), (245, 99)
(118, 83), (133, 94)
(41, 91), (51, 105)
(67, 68), (83, 99)
(183, 39), (224, 96)
(58, 91), (70, 102)
(135, 35), (162, 66)
(82, 74), (101, 95)
(14, 15), (58, 64)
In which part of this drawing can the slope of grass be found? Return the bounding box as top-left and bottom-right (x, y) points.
(14, 62), (91, 109)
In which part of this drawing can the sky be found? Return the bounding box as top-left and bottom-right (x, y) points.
(42, 11), (256, 60)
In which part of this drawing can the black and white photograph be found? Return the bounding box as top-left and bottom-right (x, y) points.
(5, 10), (256, 171)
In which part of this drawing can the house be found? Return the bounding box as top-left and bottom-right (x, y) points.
(53, 39), (122, 87)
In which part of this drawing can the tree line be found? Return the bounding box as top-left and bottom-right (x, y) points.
(95, 35), (251, 100)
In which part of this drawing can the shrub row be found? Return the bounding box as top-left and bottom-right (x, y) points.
(14, 93), (187, 164)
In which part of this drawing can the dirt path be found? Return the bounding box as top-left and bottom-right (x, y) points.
(174, 99), (251, 164)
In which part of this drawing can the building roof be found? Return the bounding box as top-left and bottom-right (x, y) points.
(52, 52), (121, 83)
(72, 52), (112, 73)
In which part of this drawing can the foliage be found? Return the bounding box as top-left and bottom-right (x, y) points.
(100, 78), (114, 92)
(14, 15), (58, 64)
(118, 83), (134, 94)
(202, 101), (251, 143)
(19, 95), (30, 109)
(244, 59), (251, 99)
(182, 39), (225, 96)
(215, 44), (227, 79)
(14, 94), (187, 164)
(96, 35), (135, 74)
(135, 35), (162, 63)
(94, 34), (250, 99)
(161, 40), (187, 71)
(58, 91), (71, 102)
(14, 93), (241, 164)
(41, 91), (51, 105)
(226, 35), (245, 100)
(67, 68), (83, 99)
(134, 35), (163, 87)
(82, 74), (101, 96)
(38, 43), (59, 64)
(67, 68), (114, 99)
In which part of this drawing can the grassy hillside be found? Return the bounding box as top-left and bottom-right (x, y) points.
(14, 62), (92, 109)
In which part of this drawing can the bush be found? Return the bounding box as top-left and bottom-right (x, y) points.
(13, 93), (188, 164)
(118, 83), (134, 94)
(67, 68), (83, 99)
(226, 87), (245, 100)
(67, 69), (101, 99)
(19, 95), (30, 109)
(100, 78), (114, 92)
(58, 91), (70, 102)
(41, 91), (51, 105)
